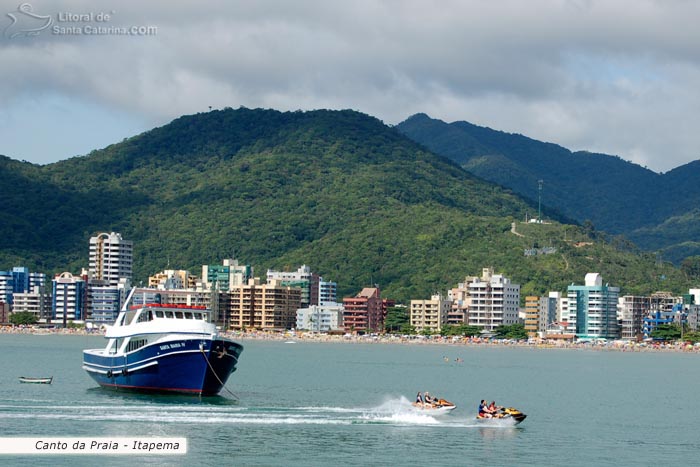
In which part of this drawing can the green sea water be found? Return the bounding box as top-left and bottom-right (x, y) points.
(1, 334), (699, 466)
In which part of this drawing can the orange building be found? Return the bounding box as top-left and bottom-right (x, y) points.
(227, 278), (301, 331)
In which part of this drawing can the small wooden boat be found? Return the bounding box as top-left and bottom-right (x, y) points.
(19, 376), (53, 384)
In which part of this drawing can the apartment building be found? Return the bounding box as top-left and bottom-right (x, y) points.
(89, 232), (133, 287)
(465, 268), (520, 332)
(567, 273), (620, 340)
(410, 294), (452, 333)
(227, 278), (301, 331)
(343, 287), (393, 333)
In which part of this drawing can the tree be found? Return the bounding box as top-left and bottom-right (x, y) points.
(650, 323), (681, 341)
(399, 323), (416, 335)
(493, 323), (528, 340)
(9, 312), (37, 326)
(384, 307), (410, 333)
(682, 330), (700, 343)
(681, 256), (700, 279)
(582, 219), (596, 239)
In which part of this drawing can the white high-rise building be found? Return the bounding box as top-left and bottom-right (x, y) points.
(52, 272), (86, 322)
(466, 268), (520, 332)
(296, 303), (345, 332)
(89, 232), (133, 287)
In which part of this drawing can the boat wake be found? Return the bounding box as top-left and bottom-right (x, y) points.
(0, 396), (520, 429)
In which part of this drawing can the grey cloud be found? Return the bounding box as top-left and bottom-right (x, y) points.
(1, 0), (699, 170)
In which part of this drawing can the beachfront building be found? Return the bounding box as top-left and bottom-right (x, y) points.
(86, 277), (131, 324)
(89, 232), (133, 287)
(547, 291), (568, 323)
(0, 301), (9, 323)
(128, 287), (211, 309)
(226, 278), (301, 331)
(342, 287), (394, 333)
(524, 296), (552, 337)
(686, 290), (700, 331)
(202, 259), (253, 292)
(296, 303), (345, 332)
(0, 270), (13, 306)
(0, 267), (47, 308)
(12, 285), (52, 322)
(447, 282), (470, 325)
(465, 268), (520, 332)
(319, 280), (338, 305)
(10, 266), (29, 293)
(410, 294), (452, 333)
(567, 273), (620, 340)
(642, 292), (683, 337)
(618, 296), (650, 340)
(52, 272), (86, 323)
(267, 265), (331, 308)
(149, 269), (198, 290)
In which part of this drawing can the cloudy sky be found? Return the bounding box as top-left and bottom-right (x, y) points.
(1, 0), (698, 172)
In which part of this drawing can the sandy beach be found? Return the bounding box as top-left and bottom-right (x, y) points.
(2, 325), (698, 353)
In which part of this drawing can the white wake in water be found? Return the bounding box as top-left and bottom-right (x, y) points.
(0, 396), (509, 429)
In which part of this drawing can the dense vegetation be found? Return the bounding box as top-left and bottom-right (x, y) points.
(8, 311), (37, 325)
(0, 108), (696, 303)
(397, 113), (700, 264)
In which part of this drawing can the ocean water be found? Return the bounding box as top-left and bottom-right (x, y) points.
(1, 334), (700, 466)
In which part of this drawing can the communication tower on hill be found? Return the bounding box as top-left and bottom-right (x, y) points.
(537, 179), (544, 223)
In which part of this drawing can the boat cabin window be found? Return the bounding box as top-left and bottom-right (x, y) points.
(137, 310), (153, 323)
(108, 339), (121, 354)
(194, 313), (202, 320)
(155, 310), (164, 318)
(184, 312), (193, 319)
(164, 311), (174, 319)
(126, 338), (148, 353)
(174, 311), (184, 319)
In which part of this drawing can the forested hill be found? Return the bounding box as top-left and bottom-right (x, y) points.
(397, 113), (700, 264)
(0, 108), (692, 301)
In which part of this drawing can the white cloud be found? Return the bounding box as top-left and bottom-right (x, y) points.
(1, 0), (699, 171)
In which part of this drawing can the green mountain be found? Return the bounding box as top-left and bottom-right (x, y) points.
(0, 108), (693, 301)
(397, 113), (700, 263)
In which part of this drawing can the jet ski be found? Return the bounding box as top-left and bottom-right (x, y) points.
(412, 398), (457, 414)
(476, 407), (527, 425)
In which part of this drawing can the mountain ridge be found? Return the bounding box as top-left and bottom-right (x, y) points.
(397, 113), (700, 263)
(0, 108), (693, 301)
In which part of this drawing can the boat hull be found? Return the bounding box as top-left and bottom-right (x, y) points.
(475, 415), (525, 426)
(412, 403), (456, 415)
(475, 410), (527, 426)
(83, 338), (243, 396)
(19, 377), (53, 384)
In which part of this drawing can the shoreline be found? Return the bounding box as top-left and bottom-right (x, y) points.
(2, 325), (698, 353)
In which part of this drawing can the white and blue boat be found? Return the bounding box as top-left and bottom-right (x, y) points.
(82, 293), (243, 396)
